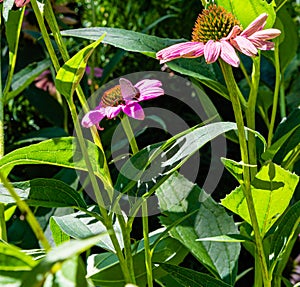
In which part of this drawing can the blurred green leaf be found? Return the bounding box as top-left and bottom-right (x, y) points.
(217, 0), (276, 29)
(56, 35), (106, 100)
(157, 173), (240, 285)
(43, 256), (88, 287)
(221, 162), (299, 236)
(21, 234), (106, 287)
(0, 178), (87, 209)
(159, 263), (233, 287)
(87, 229), (188, 287)
(0, 241), (36, 286)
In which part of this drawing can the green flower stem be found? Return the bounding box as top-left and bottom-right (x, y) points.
(245, 55), (260, 179)
(142, 200), (153, 287)
(279, 79), (286, 118)
(31, 0), (60, 72)
(239, 59), (251, 87)
(68, 100), (132, 283)
(0, 172), (51, 250)
(121, 116), (153, 286)
(267, 40), (281, 147)
(219, 60), (271, 287)
(0, 203), (7, 241)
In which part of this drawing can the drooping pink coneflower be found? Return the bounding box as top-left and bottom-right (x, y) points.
(156, 5), (281, 67)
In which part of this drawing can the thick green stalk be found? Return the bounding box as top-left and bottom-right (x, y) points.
(219, 60), (271, 287)
(267, 40), (281, 147)
(279, 79), (286, 118)
(0, 172), (51, 250)
(245, 55), (260, 179)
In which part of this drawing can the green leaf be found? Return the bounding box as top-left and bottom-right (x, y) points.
(159, 263), (233, 287)
(51, 208), (124, 252)
(269, 201), (300, 270)
(55, 34), (106, 100)
(221, 163), (299, 236)
(221, 158), (244, 185)
(0, 137), (105, 180)
(21, 234), (106, 287)
(0, 178), (87, 209)
(43, 256), (88, 287)
(5, 59), (51, 102)
(0, 242), (36, 287)
(217, 0), (276, 29)
(60, 27), (184, 57)
(157, 173), (240, 285)
(87, 229), (188, 287)
(167, 59), (229, 100)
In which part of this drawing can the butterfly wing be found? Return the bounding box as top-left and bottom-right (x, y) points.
(120, 78), (139, 101)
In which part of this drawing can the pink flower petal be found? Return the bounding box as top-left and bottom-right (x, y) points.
(134, 79), (162, 90)
(156, 42), (204, 63)
(241, 13), (268, 37)
(220, 40), (240, 67)
(81, 109), (105, 129)
(249, 28), (281, 41)
(231, 36), (258, 57)
(123, 102), (145, 120)
(204, 40), (221, 64)
(138, 87), (164, 101)
(249, 39), (275, 50)
(105, 106), (122, 119)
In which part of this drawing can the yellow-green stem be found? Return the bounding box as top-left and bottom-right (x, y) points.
(245, 55), (260, 179)
(121, 116), (153, 285)
(31, 0), (60, 72)
(219, 60), (271, 287)
(142, 200), (153, 287)
(68, 100), (131, 282)
(0, 203), (7, 241)
(267, 40), (281, 147)
(0, 172), (51, 250)
(279, 78), (286, 118)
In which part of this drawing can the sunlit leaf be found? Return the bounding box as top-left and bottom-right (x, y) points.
(56, 34), (106, 100)
(221, 163), (299, 236)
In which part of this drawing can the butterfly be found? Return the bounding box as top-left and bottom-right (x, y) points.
(120, 78), (140, 101)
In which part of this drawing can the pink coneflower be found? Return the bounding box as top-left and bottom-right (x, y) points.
(156, 5), (281, 67)
(81, 78), (164, 130)
(227, 13), (281, 57)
